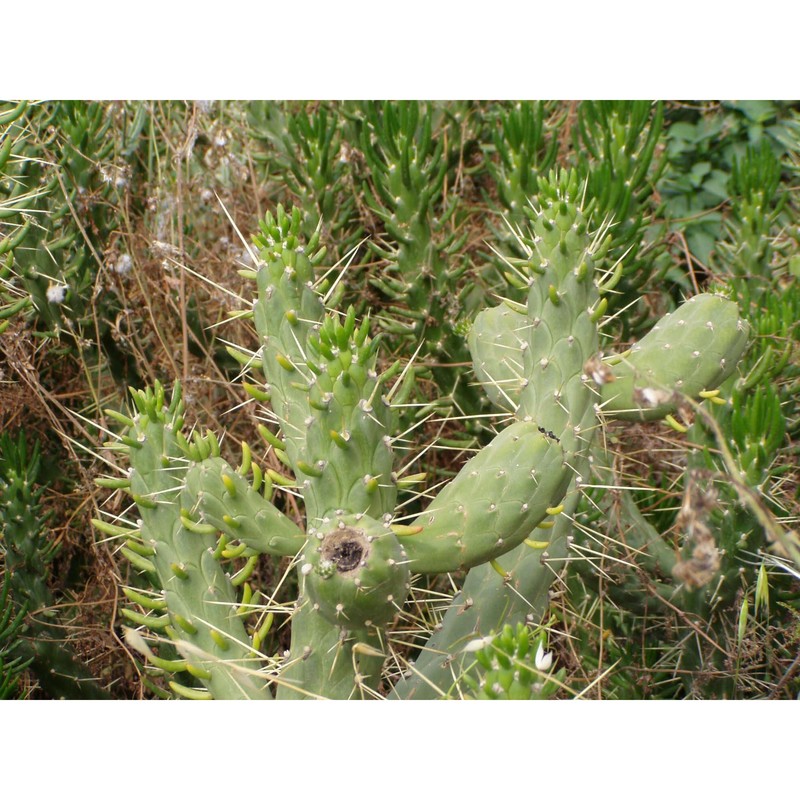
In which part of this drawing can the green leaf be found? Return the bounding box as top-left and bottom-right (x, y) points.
(703, 169), (731, 201)
(724, 100), (776, 124)
(667, 121), (698, 142)
(688, 161), (712, 187)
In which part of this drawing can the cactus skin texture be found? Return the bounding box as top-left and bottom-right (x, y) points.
(403, 422), (570, 573)
(97, 181), (750, 699)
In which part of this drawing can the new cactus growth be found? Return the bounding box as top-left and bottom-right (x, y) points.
(96, 172), (750, 699)
(461, 622), (564, 700)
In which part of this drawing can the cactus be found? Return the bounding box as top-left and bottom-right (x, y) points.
(247, 101), (366, 263)
(1, 101), (36, 331)
(0, 102), (136, 339)
(391, 174), (751, 699)
(0, 99), (155, 407)
(0, 430), (109, 699)
(460, 622), (564, 700)
(484, 101), (562, 227)
(593, 292), (750, 421)
(0, 578), (31, 699)
(641, 140), (800, 697)
(346, 101), (480, 412)
(485, 101), (668, 339)
(96, 169), (751, 699)
(98, 385), (275, 699)
(529, 138), (798, 697)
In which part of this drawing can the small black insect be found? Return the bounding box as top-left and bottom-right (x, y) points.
(537, 425), (560, 443)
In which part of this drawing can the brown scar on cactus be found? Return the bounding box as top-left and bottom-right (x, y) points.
(314, 527), (369, 575)
(672, 470), (721, 589)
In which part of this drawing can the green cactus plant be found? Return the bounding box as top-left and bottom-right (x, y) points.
(645, 139), (800, 697)
(1, 100), (37, 332)
(344, 101), (480, 411)
(460, 622), (565, 700)
(247, 101), (366, 264)
(483, 101), (562, 227)
(538, 139), (800, 697)
(0, 578), (31, 699)
(484, 101), (668, 339)
(0, 430), (109, 699)
(95, 171), (751, 699)
(391, 176), (751, 699)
